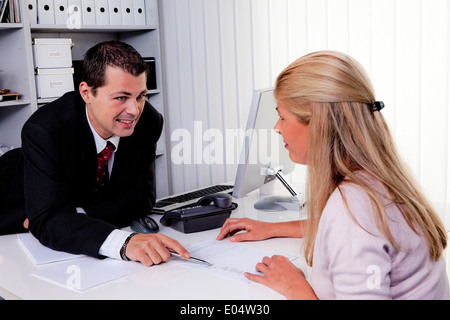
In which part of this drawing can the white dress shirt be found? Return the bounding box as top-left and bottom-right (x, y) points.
(82, 108), (133, 260)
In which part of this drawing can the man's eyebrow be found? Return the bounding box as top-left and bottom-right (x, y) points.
(111, 90), (147, 96)
(111, 91), (132, 96)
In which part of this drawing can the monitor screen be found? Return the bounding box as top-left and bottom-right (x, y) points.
(232, 88), (298, 210)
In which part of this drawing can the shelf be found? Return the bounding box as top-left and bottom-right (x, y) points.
(30, 24), (157, 33)
(0, 23), (23, 30)
(0, 99), (30, 108)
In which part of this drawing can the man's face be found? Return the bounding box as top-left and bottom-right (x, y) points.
(80, 66), (147, 139)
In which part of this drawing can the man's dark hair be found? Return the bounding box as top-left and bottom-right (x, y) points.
(83, 40), (148, 95)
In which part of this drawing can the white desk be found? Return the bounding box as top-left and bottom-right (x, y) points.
(0, 191), (309, 300)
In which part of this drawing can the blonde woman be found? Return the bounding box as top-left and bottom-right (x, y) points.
(217, 51), (449, 300)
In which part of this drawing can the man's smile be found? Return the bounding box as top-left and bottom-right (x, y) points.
(116, 119), (135, 124)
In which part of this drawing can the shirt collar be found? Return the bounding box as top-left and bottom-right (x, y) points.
(85, 106), (120, 154)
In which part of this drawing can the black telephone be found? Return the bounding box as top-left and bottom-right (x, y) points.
(160, 193), (237, 233)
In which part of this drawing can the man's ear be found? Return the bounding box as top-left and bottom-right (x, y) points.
(79, 81), (91, 104)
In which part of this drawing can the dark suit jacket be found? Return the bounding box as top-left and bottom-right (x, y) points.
(0, 91), (163, 258)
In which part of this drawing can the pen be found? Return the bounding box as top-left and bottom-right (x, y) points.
(170, 251), (212, 266)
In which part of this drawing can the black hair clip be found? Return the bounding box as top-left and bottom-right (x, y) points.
(372, 101), (385, 112)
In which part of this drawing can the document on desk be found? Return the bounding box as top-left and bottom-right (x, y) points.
(31, 257), (147, 292)
(17, 233), (83, 265)
(169, 239), (298, 284)
(17, 233), (147, 291)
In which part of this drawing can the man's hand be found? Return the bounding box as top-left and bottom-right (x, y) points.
(125, 233), (190, 267)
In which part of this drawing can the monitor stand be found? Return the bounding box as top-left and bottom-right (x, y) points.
(253, 167), (305, 212)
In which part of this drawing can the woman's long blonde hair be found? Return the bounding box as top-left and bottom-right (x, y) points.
(274, 51), (447, 266)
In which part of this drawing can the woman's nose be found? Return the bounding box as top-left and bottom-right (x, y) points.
(274, 120), (282, 134)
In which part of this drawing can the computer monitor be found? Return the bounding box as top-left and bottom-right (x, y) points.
(232, 88), (303, 211)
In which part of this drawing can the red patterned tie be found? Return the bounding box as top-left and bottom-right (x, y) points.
(95, 142), (115, 193)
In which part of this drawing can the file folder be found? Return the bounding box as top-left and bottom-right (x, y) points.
(25, 0), (38, 24)
(146, 0), (157, 26)
(81, 0), (95, 25)
(54, 0), (69, 25)
(67, 0), (82, 28)
(133, 0), (145, 26)
(121, 0), (134, 25)
(95, 0), (109, 25)
(37, 0), (55, 24)
(108, 0), (122, 25)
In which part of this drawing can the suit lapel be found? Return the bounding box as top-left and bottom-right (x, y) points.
(76, 101), (98, 190)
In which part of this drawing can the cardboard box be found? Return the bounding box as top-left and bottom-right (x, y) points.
(35, 68), (74, 98)
(32, 38), (73, 69)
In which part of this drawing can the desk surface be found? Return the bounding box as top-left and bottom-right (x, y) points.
(0, 191), (308, 300)
(2, 188), (448, 301)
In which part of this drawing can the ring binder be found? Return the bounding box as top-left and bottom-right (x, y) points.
(54, 0), (69, 25)
(67, 0), (82, 28)
(80, 0), (95, 25)
(25, 0), (38, 24)
(133, 0), (145, 26)
(108, 0), (122, 25)
(121, 0), (134, 25)
(37, 0), (55, 24)
(95, 0), (109, 25)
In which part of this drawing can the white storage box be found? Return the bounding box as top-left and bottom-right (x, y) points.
(35, 68), (75, 98)
(32, 38), (73, 69)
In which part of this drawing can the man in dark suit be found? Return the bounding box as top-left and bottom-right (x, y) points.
(0, 41), (189, 266)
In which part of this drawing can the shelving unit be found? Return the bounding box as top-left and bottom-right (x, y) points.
(0, 0), (170, 198)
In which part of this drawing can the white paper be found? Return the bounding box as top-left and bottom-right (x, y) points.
(169, 239), (297, 284)
(31, 257), (146, 291)
(17, 233), (83, 265)
(18, 234), (146, 292)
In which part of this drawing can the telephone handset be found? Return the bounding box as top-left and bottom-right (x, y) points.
(160, 193), (237, 233)
(195, 192), (234, 208)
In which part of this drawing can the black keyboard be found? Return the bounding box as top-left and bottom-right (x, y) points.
(151, 184), (234, 214)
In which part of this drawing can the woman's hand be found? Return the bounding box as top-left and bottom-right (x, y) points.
(216, 218), (305, 242)
(216, 218), (276, 242)
(245, 255), (318, 300)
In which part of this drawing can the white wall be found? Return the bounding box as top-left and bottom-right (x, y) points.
(158, 0), (450, 204)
